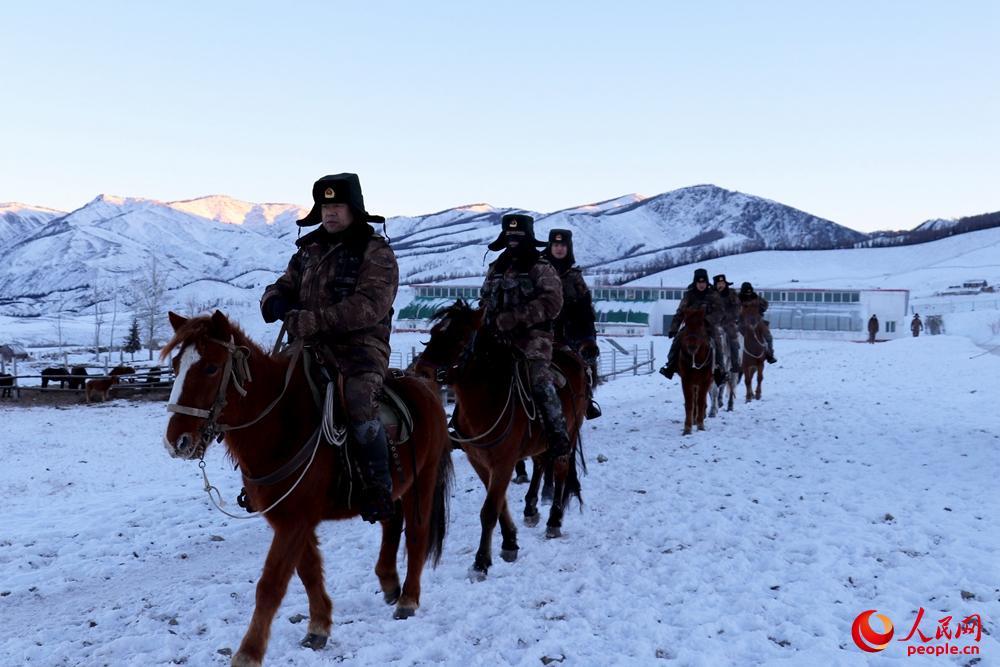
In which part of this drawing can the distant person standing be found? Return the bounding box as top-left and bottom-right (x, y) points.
(867, 314), (879, 344)
(911, 313), (923, 337)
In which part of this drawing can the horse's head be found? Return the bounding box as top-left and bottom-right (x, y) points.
(739, 302), (761, 331)
(161, 310), (252, 460)
(680, 308), (709, 358)
(410, 300), (484, 382)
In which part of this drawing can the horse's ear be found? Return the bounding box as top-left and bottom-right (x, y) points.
(210, 310), (229, 336)
(168, 311), (188, 332)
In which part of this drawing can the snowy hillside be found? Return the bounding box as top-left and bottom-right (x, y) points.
(1, 335), (997, 664)
(0, 185), (864, 314)
(0, 202), (64, 249)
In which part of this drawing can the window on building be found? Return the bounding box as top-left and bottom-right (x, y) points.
(885, 321), (896, 333)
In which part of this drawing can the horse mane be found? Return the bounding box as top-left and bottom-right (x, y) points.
(430, 299), (476, 323)
(160, 313), (262, 361)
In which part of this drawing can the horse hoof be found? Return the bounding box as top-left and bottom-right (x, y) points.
(230, 653), (262, 667)
(393, 605), (417, 620)
(468, 566), (488, 582)
(500, 547), (519, 563)
(524, 512), (540, 527)
(512, 473), (529, 484)
(300, 632), (328, 651)
(545, 526), (562, 539)
(682, 428), (691, 436)
(697, 424), (705, 431)
(383, 585), (401, 605)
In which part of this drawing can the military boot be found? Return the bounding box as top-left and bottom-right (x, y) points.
(713, 341), (729, 386)
(533, 382), (571, 459)
(658, 337), (680, 379)
(351, 419), (394, 523)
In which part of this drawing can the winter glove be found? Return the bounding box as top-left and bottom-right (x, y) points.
(495, 312), (518, 332)
(261, 294), (290, 323)
(286, 310), (319, 339)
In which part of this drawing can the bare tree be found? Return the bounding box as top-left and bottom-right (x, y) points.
(106, 277), (119, 366)
(131, 256), (170, 360)
(92, 278), (106, 361)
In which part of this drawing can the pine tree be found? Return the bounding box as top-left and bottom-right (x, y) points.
(124, 319), (142, 360)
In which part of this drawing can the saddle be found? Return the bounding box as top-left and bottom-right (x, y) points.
(302, 350), (413, 445)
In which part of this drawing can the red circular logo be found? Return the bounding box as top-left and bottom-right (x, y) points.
(852, 610), (894, 652)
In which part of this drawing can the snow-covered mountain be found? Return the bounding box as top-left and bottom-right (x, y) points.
(0, 186), (988, 322)
(0, 202), (65, 250)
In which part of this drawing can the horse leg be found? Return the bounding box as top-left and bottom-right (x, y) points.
(755, 364), (763, 400)
(498, 500), (519, 562)
(744, 366), (753, 403)
(697, 384), (707, 431)
(471, 461), (512, 581)
(708, 383), (718, 418)
(233, 526), (308, 667)
(296, 528), (332, 650)
(375, 504), (404, 606)
(545, 454), (570, 539)
(523, 456), (543, 527)
(682, 381), (693, 435)
(395, 474), (436, 619)
(726, 377), (735, 412)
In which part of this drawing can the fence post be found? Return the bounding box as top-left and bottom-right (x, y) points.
(633, 345), (638, 375)
(12, 358), (20, 399)
(1, 358), (5, 374)
(611, 349), (617, 378)
(649, 340), (655, 372)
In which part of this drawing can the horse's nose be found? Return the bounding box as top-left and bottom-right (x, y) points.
(164, 432), (194, 458)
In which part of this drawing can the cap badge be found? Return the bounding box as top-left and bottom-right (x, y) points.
(324, 187), (336, 199)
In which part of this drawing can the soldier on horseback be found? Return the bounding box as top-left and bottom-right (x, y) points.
(260, 173), (398, 523)
(480, 214), (571, 459)
(738, 282), (777, 363)
(658, 268), (729, 386)
(542, 229), (601, 420)
(713, 273), (742, 374)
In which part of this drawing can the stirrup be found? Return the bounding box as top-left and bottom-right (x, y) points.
(586, 400), (602, 420)
(360, 484), (394, 523)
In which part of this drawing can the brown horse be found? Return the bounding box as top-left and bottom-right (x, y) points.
(0, 372), (13, 398)
(68, 365), (89, 390)
(677, 308), (714, 435)
(85, 376), (117, 402)
(162, 311), (453, 667)
(411, 300), (587, 579)
(739, 302), (767, 401)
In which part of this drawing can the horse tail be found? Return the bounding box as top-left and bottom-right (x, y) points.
(426, 440), (454, 568)
(566, 432), (584, 510)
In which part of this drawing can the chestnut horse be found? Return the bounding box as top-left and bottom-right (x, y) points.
(677, 308), (714, 435)
(162, 311), (453, 667)
(739, 302), (767, 401)
(411, 301), (587, 579)
(85, 376), (117, 402)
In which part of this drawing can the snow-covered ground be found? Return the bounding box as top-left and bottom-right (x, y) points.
(2, 334), (998, 665)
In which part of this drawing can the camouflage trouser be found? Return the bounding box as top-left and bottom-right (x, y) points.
(523, 333), (554, 391)
(344, 372), (384, 423)
(722, 322), (741, 369)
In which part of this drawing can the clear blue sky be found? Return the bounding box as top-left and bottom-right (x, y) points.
(1, 1), (996, 231)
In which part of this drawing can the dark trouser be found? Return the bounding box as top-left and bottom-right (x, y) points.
(723, 323), (741, 371)
(868, 331), (876, 344)
(344, 370), (393, 522)
(528, 360), (570, 458)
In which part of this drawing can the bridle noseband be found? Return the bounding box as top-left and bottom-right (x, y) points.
(166, 335), (254, 444)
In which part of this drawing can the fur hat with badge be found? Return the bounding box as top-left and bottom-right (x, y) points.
(487, 213), (547, 252)
(297, 173), (386, 227)
(543, 228), (576, 265)
(713, 273), (733, 287)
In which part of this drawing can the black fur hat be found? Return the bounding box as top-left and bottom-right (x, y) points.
(297, 173), (386, 227)
(713, 273), (733, 286)
(543, 228), (575, 265)
(740, 281), (754, 294)
(487, 213), (547, 251)
(693, 268), (710, 283)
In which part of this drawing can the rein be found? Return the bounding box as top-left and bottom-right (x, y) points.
(741, 319), (767, 360)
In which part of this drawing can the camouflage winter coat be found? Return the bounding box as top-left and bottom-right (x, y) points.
(480, 250), (563, 357)
(717, 287), (741, 328)
(668, 285), (724, 336)
(261, 223), (398, 375)
(553, 265), (597, 348)
(738, 292), (769, 318)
